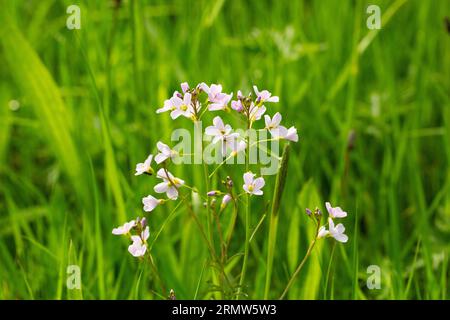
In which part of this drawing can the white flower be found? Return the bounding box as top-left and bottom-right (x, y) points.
(205, 116), (231, 142)
(270, 125), (299, 142)
(128, 226), (150, 257)
(317, 226), (329, 239)
(200, 83), (233, 111)
(264, 112), (298, 142)
(326, 202), (347, 219)
(135, 154), (153, 176)
(243, 171), (265, 196)
(142, 195), (163, 212)
(206, 116), (239, 142)
(264, 112), (282, 131)
(112, 220), (136, 235)
(154, 141), (178, 164)
(283, 126), (299, 142)
(170, 92), (195, 119)
(154, 168), (184, 200)
(328, 218), (348, 243)
(253, 85), (279, 103)
(317, 218), (348, 243)
(249, 103), (266, 122)
(156, 92), (180, 114)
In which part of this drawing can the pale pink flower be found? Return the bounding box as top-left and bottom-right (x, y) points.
(264, 112), (282, 131)
(169, 92), (194, 119)
(112, 220), (136, 235)
(249, 103), (266, 122)
(154, 169), (184, 200)
(243, 171), (265, 196)
(154, 141), (178, 164)
(142, 195), (163, 212)
(200, 83), (232, 111)
(253, 85), (279, 103)
(135, 154), (153, 176)
(128, 226), (150, 257)
(326, 202), (347, 219)
(328, 218), (348, 243)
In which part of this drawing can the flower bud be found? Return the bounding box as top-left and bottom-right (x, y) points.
(314, 207), (322, 221)
(305, 208), (312, 216)
(221, 194), (232, 210)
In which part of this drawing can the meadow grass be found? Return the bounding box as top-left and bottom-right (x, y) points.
(0, 0), (449, 299)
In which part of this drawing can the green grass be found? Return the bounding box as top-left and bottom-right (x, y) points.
(0, 0), (449, 299)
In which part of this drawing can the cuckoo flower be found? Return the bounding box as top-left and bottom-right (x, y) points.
(328, 218), (348, 243)
(112, 220), (136, 235)
(326, 202), (347, 219)
(243, 171), (265, 195)
(170, 92), (194, 119)
(155, 141), (178, 164)
(253, 85), (279, 104)
(135, 154), (154, 176)
(128, 226), (150, 257)
(249, 103), (266, 122)
(200, 83), (233, 111)
(154, 168), (184, 200)
(283, 126), (299, 142)
(156, 92), (179, 114)
(205, 116), (238, 144)
(142, 195), (164, 212)
(264, 112), (282, 131)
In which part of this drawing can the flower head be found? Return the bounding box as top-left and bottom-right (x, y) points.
(325, 202), (347, 219)
(205, 116), (233, 143)
(231, 98), (244, 113)
(135, 154), (154, 176)
(205, 116), (240, 156)
(253, 85), (279, 104)
(200, 83), (233, 111)
(283, 126), (299, 142)
(155, 141), (178, 164)
(154, 168), (184, 200)
(249, 103), (266, 122)
(264, 112), (282, 131)
(170, 92), (195, 119)
(243, 171), (265, 196)
(112, 220), (136, 235)
(128, 226), (150, 257)
(142, 195), (164, 212)
(328, 218), (348, 243)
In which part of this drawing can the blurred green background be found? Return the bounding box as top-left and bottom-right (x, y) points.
(0, 0), (449, 299)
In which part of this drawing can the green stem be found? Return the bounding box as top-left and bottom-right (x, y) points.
(237, 121), (251, 299)
(279, 222), (321, 300)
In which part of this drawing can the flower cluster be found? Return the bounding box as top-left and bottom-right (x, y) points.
(306, 202), (348, 243)
(112, 217), (150, 257)
(113, 82), (299, 260)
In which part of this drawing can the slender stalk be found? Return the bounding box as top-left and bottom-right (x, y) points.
(279, 222), (321, 300)
(264, 144), (290, 299)
(147, 253), (166, 297)
(237, 120), (251, 299)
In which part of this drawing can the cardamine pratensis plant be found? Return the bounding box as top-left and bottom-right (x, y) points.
(112, 82), (349, 299)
